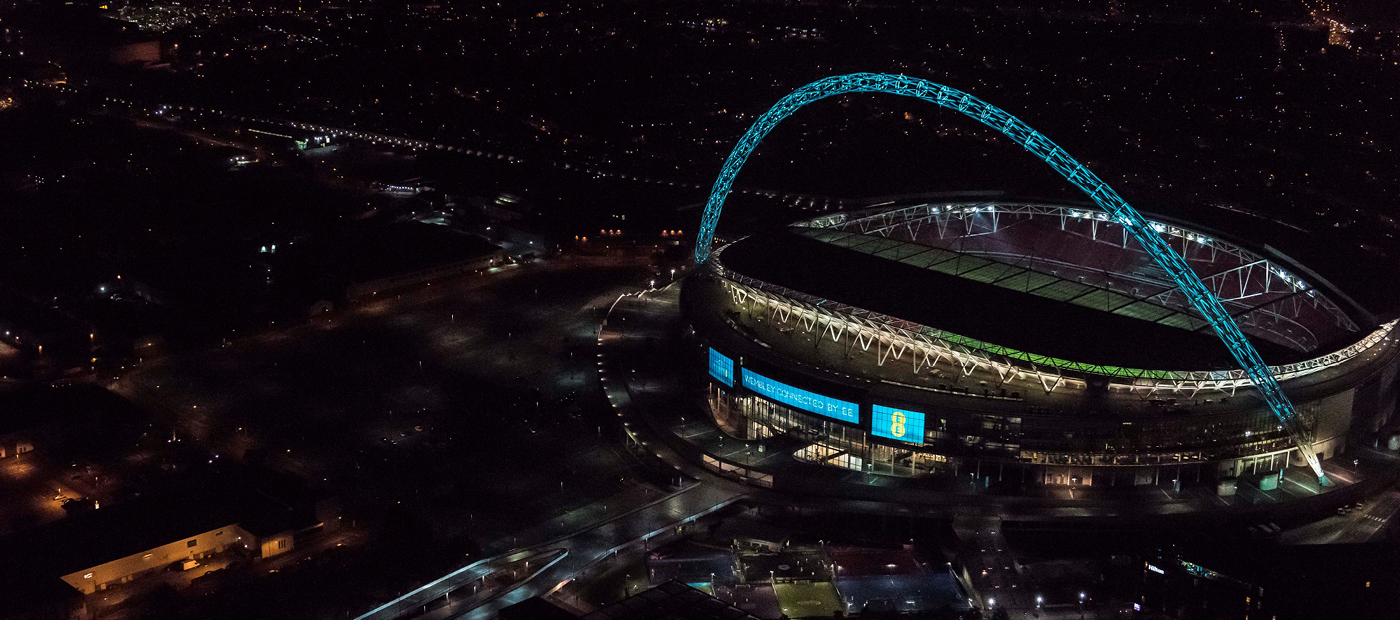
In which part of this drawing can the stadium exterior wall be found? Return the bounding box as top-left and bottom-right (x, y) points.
(683, 272), (1400, 491)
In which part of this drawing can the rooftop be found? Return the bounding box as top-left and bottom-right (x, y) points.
(718, 228), (1298, 370)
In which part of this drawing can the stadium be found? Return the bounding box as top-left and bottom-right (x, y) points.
(648, 74), (1400, 517)
(681, 198), (1397, 502)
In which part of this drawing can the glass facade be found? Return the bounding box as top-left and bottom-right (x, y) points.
(712, 385), (948, 477)
(741, 369), (859, 423)
(702, 344), (1329, 485)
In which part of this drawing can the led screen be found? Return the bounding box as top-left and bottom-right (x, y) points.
(741, 370), (858, 423)
(871, 405), (925, 444)
(708, 347), (735, 387)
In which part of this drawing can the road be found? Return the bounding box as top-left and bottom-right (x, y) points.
(1279, 454), (1400, 544)
(352, 548), (565, 620)
(351, 481), (743, 620)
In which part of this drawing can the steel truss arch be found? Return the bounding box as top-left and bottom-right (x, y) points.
(693, 73), (1329, 480)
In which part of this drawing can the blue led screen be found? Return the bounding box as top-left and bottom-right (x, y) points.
(871, 405), (926, 445)
(741, 370), (859, 423)
(708, 347), (735, 387)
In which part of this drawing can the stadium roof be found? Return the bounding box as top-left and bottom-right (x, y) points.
(1142, 201), (1399, 325)
(718, 229), (1304, 370)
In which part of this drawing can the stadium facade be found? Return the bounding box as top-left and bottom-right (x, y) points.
(683, 200), (1398, 495)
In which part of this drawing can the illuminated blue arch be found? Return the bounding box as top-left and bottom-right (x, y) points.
(694, 73), (1326, 481)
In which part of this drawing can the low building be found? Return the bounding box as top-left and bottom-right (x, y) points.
(58, 521), (253, 595)
(0, 467), (318, 617)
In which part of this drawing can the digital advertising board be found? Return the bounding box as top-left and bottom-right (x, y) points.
(871, 404), (925, 444)
(741, 369), (859, 423)
(708, 347), (735, 387)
